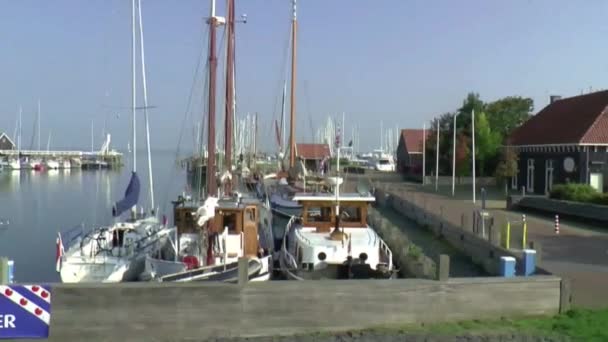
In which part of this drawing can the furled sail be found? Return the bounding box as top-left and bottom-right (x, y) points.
(112, 171), (141, 217)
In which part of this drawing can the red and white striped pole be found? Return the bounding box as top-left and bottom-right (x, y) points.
(554, 215), (560, 235)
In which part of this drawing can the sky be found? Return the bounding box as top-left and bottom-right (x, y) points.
(2, 0), (608, 153)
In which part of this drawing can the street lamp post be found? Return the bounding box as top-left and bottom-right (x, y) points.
(452, 113), (459, 197)
(435, 120), (439, 191)
(422, 123), (426, 185)
(472, 109), (476, 203)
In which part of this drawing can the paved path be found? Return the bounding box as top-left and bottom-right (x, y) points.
(363, 173), (608, 308)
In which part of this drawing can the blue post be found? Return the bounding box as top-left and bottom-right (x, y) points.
(522, 249), (536, 276)
(481, 187), (487, 210)
(500, 256), (516, 277)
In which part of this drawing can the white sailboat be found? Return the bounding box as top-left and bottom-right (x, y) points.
(57, 0), (173, 283)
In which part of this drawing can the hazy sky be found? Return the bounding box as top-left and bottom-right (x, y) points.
(1, 0), (608, 152)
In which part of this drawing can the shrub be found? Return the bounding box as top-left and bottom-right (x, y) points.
(550, 183), (606, 205)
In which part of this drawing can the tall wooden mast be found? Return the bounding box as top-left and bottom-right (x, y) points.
(223, 0), (235, 193)
(206, 0), (221, 197)
(288, 0), (297, 168)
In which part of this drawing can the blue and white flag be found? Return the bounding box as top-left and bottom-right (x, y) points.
(112, 171), (140, 217)
(0, 284), (51, 339)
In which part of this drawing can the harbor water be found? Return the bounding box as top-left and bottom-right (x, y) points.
(0, 150), (189, 283)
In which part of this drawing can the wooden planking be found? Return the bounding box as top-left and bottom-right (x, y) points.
(45, 277), (561, 341)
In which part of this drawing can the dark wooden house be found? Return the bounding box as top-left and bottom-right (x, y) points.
(0, 132), (15, 150)
(508, 92), (608, 194)
(396, 129), (428, 175)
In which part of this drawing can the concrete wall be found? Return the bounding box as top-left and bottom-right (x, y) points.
(44, 277), (561, 341)
(509, 195), (608, 223)
(423, 176), (496, 186)
(375, 188), (552, 276)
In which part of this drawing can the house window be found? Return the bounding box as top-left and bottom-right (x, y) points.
(526, 159), (535, 193)
(511, 167), (518, 190)
(545, 159), (554, 194)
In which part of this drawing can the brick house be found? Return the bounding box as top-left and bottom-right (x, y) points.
(508, 91), (608, 194)
(396, 129), (429, 176)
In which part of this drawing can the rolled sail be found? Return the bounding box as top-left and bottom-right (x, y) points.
(112, 171), (140, 217)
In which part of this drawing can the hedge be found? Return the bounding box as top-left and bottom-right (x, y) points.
(550, 183), (608, 205)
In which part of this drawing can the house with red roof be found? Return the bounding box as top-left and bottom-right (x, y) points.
(396, 129), (429, 177)
(508, 91), (608, 194)
(296, 143), (331, 172)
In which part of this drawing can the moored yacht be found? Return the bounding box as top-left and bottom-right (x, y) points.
(279, 187), (396, 280)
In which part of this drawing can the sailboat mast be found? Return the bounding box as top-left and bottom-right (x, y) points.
(37, 100), (41, 151)
(131, 0), (137, 173)
(223, 0), (235, 194)
(280, 82), (286, 152)
(206, 0), (220, 197)
(288, 0), (297, 168)
(137, 0), (155, 212)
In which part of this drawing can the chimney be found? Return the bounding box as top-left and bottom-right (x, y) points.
(550, 95), (562, 104)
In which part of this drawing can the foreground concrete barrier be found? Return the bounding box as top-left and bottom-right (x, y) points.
(45, 277), (562, 341)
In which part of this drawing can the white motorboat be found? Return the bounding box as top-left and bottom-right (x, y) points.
(60, 159), (71, 169)
(8, 158), (21, 170)
(279, 191), (396, 280)
(45, 159), (60, 169)
(58, 216), (175, 283)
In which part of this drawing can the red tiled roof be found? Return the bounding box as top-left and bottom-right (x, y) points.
(509, 90), (608, 145)
(400, 129), (430, 153)
(296, 143), (331, 160)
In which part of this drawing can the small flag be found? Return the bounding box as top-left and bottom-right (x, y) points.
(348, 140), (353, 147)
(335, 123), (341, 148)
(55, 233), (64, 273)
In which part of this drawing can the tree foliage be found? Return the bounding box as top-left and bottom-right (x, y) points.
(423, 92), (533, 178)
(485, 96), (534, 140)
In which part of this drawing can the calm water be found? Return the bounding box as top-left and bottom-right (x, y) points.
(0, 150), (188, 282)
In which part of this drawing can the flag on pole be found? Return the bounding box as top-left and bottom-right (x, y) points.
(348, 140), (353, 147)
(335, 122), (341, 148)
(55, 233), (64, 273)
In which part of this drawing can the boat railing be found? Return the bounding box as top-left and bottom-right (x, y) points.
(280, 215), (300, 271)
(293, 227), (312, 247)
(378, 237), (393, 270)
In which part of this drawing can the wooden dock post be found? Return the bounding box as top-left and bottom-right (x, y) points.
(437, 254), (450, 281)
(238, 257), (249, 286)
(0, 257), (8, 284)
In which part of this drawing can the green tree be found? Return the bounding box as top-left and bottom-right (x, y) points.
(485, 96), (533, 140)
(474, 111), (501, 176)
(455, 133), (470, 177)
(495, 147), (519, 195)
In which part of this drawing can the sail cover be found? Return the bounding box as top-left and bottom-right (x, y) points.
(112, 171), (140, 217)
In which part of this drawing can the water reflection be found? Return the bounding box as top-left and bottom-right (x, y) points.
(0, 151), (186, 282)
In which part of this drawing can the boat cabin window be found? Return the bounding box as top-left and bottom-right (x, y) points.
(341, 205), (362, 223)
(245, 208), (256, 223)
(221, 212), (239, 234)
(306, 206), (331, 223)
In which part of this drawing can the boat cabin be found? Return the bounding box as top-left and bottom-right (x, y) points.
(293, 193), (375, 232)
(211, 197), (262, 258)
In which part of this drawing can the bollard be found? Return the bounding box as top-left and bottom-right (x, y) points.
(503, 221), (511, 249)
(522, 186), (526, 197)
(522, 249), (536, 276)
(554, 215), (560, 235)
(499, 256), (516, 277)
(529, 241), (543, 265)
(0, 257), (8, 284)
(238, 257), (249, 286)
(522, 215), (527, 248)
(7, 260), (14, 284)
(437, 254), (450, 281)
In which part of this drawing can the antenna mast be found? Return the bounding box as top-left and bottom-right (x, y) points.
(224, 0), (235, 194)
(288, 0), (297, 168)
(206, 0), (223, 197)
